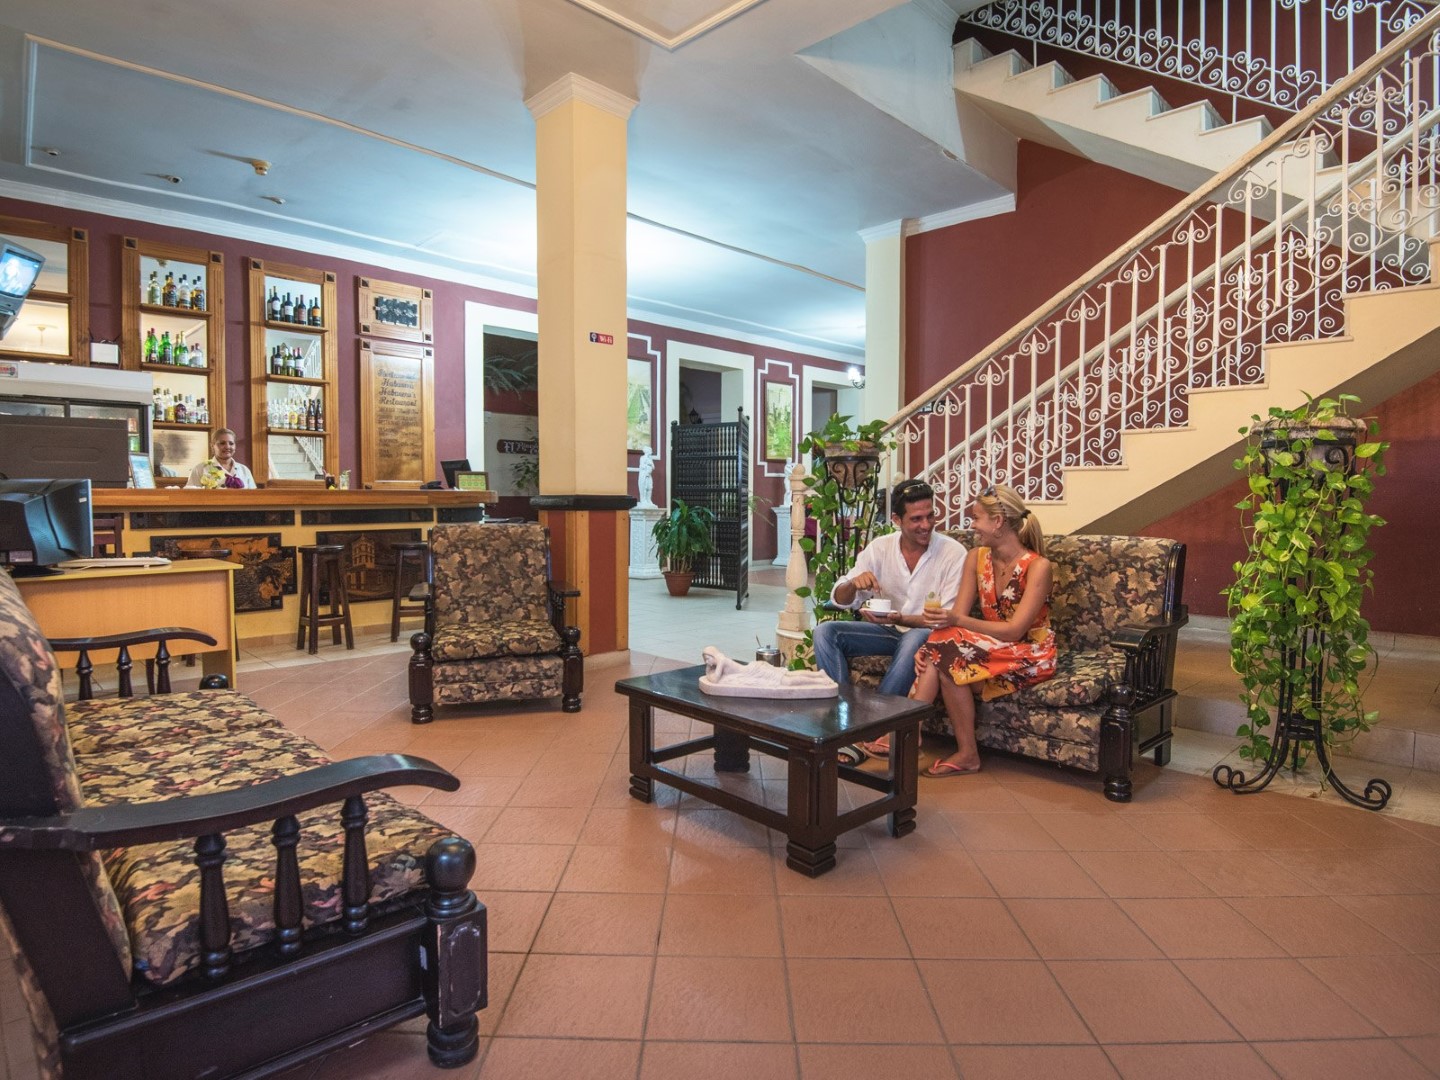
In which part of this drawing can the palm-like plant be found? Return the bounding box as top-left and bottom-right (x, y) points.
(651, 498), (715, 573)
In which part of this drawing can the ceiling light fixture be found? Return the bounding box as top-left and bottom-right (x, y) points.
(847, 366), (866, 390)
(39, 147), (61, 157)
(251, 159), (271, 176)
(261, 195), (286, 205)
(160, 174), (183, 185)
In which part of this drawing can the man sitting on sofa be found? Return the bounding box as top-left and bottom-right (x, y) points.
(814, 479), (966, 757)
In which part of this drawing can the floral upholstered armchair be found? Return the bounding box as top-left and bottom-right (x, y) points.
(408, 522), (583, 723)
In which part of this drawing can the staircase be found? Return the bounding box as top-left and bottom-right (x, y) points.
(268, 436), (322, 481)
(884, 8), (1440, 535)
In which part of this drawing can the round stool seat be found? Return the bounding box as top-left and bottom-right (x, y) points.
(296, 545), (354, 654)
(299, 544), (345, 556)
(175, 547), (231, 560)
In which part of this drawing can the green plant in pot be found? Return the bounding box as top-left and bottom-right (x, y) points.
(1216, 393), (1391, 808)
(652, 498), (716, 597)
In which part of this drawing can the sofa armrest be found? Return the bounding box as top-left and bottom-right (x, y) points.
(0, 753), (458, 851)
(547, 578), (580, 632)
(1110, 606), (1189, 703)
(47, 627), (219, 700)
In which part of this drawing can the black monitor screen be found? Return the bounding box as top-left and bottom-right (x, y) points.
(0, 415), (131, 488)
(0, 478), (93, 574)
(440, 458), (471, 488)
(0, 244), (43, 299)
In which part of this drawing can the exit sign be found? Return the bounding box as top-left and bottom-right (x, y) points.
(588, 332), (614, 345)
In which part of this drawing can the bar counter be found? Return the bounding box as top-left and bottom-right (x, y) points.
(94, 487), (498, 643)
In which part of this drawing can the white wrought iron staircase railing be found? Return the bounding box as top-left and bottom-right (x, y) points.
(885, 7), (1440, 528)
(957, 0), (1437, 121)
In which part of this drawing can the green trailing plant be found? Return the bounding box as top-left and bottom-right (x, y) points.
(651, 498), (716, 573)
(788, 413), (895, 668)
(1226, 394), (1388, 768)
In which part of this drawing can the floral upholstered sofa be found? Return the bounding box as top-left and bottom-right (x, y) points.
(848, 533), (1187, 802)
(409, 522), (583, 723)
(0, 570), (487, 1080)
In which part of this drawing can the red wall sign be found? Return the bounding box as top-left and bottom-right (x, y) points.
(588, 332), (614, 345)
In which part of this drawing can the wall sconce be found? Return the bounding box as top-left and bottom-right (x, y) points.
(847, 366), (866, 390)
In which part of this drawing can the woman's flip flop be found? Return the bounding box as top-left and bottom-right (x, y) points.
(859, 736), (891, 758)
(925, 759), (982, 778)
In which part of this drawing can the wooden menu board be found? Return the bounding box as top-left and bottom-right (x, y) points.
(359, 339), (435, 486)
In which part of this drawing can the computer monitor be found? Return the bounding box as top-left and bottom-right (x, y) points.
(0, 415), (131, 488)
(0, 478), (94, 575)
(440, 458), (471, 489)
(0, 238), (45, 340)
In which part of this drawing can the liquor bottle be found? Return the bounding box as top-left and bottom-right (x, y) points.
(151, 387), (162, 421)
(190, 341), (204, 367)
(174, 331), (186, 365)
(146, 271), (161, 306)
(158, 331), (172, 365)
(164, 393), (177, 424)
(144, 327), (157, 363)
(163, 272), (178, 307)
(314, 397), (323, 431)
(177, 275), (191, 309)
(308, 295), (321, 326)
(281, 293), (294, 322)
(175, 396), (187, 425)
(292, 295), (305, 324)
(268, 286), (282, 321)
(190, 277), (205, 311)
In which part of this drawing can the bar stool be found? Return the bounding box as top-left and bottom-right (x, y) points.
(296, 544), (354, 654)
(390, 540), (430, 641)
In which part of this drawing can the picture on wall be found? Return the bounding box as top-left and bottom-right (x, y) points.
(357, 276), (434, 344)
(145, 534), (296, 613)
(314, 528), (425, 604)
(763, 381), (794, 461)
(626, 358), (652, 451)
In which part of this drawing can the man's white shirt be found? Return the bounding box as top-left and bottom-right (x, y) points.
(829, 532), (967, 616)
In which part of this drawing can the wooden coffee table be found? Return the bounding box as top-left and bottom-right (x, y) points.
(616, 665), (931, 876)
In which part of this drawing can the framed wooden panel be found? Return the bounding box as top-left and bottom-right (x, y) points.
(357, 276), (434, 344)
(0, 215), (88, 365)
(359, 339), (435, 488)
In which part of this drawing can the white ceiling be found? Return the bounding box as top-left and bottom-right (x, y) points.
(0, 0), (1013, 357)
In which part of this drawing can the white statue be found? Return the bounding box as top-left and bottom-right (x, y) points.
(637, 445), (657, 509)
(699, 646), (839, 698)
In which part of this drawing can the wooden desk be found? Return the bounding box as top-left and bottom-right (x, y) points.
(16, 559), (239, 689)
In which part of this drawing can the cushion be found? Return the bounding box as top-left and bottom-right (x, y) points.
(432, 654), (564, 705)
(67, 689), (278, 754)
(1013, 649), (1124, 708)
(430, 523), (553, 626)
(431, 619), (560, 662)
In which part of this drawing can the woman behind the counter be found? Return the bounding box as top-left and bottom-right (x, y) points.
(185, 428), (256, 489)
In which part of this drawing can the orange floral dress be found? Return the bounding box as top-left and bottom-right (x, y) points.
(918, 548), (1056, 702)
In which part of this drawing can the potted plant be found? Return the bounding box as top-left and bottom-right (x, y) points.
(1219, 393), (1389, 806)
(651, 498), (716, 597)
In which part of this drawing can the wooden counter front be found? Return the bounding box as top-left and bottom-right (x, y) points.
(94, 487), (497, 643)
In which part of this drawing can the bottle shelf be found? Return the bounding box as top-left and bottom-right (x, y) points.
(268, 426), (330, 437)
(139, 302), (211, 319)
(266, 373), (326, 386)
(154, 420), (212, 431)
(142, 362), (212, 375)
(263, 318), (326, 334)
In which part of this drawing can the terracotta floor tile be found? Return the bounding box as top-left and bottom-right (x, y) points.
(971, 851), (1104, 898)
(952, 1045), (1119, 1080)
(479, 890), (553, 954)
(1210, 811), (1350, 851)
(506, 772), (604, 808)
(797, 1044), (958, 1080)
(558, 844), (673, 892)
(1032, 812), (1157, 852)
(917, 778), (1027, 813)
(579, 805), (679, 846)
(1398, 1035), (1440, 1073)
(1301, 954), (1440, 1036)
(659, 892), (783, 956)
(642, 1041), (798, 1080)
(1177, 958), (1379, 1041)
(531, 892), (663, 955)
(1120, 813), (1254, 851)
(1049, 960), (1239, 1043)
(1005, 899), (1160, 960)
(469, 843), (572, 893)
(645, 956), (793, 1041)
(424, 774), (522, 807)
(1228, 895), (1409, 956)
(787, 958), (942, 1043)
(1177, 851), (1322, 898)
(497, 953), (652, 1038)
(1333, 894), (1440, 952)
(482, 805), (589, 846)
(476, 952), (526, 1038)
(311, 1032), (481, 1080)
(941, 811), (1063, 852)
(780, 895), (909, 958)
(1281, 802), (1432, 850)
(918, 959), (1091, 1044)
(1116, 898), (1285, 959)
(667, 843), (777, 894)
(1103, 1042), (1278, 1079)
(869, 839), (996, 897)
(1266, 849), (1414, 895)
(477, 1037), (640, 1080)
(891, 896), (1035, 959)
(1254, 1038), (1434, 1080)
(1069, 851), (1213, 898)
(673, 806), (773, 848)
(1368, 846), (1440, 893)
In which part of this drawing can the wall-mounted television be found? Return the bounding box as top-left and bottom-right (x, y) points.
(0, 415), (131, 488)
(0, 478), (94, 575)
(0, 238), (45, 340)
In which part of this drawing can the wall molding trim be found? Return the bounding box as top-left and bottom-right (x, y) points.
(905, 193), (1017, 235)
(525, 73), (638, 121)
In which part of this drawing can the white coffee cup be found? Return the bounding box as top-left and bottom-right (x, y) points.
(864, 598), (892, 614)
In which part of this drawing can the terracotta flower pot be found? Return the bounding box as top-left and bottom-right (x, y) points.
(663, 570), (694, 597)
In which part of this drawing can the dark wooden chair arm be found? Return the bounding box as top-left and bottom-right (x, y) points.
(46, 627), (221, 700)
(1110, 609), (1190, 651)
(0, 753), (459, 851)
(548, 578), (580, 599)
(46, 627), (218, 653)
(1109, 608), (1189, 703)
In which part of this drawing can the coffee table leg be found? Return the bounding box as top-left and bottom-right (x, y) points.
(628, 699), (654, 803)
(714, 726), (751, 772)
(888, 721), (919, 839)
(785, 749), (838, 876)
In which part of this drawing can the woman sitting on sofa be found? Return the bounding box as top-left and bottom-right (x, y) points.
(886, 482), (1056, 777)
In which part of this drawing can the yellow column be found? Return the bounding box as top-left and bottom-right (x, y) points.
(525, 74), (638, 657)
(859, 219), (909, 417)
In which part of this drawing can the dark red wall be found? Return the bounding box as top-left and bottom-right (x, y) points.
(905, 142), (1185, 397)
(1139, 369), (1440, 636)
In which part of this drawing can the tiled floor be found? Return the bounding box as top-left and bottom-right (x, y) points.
(4, 570), (1440, 1079)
